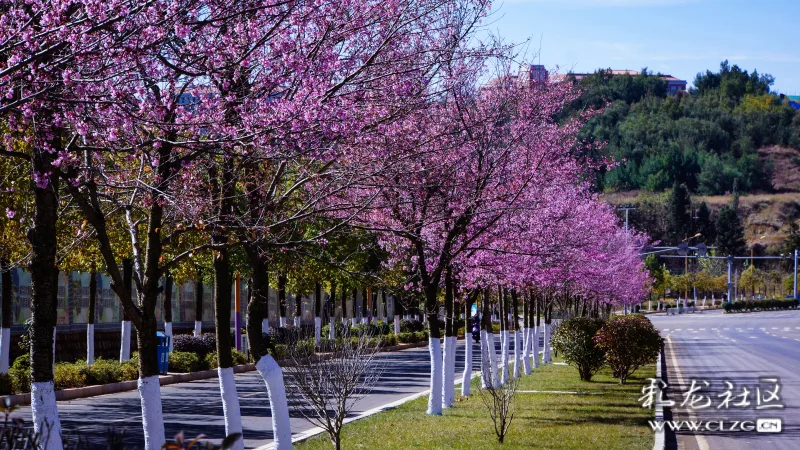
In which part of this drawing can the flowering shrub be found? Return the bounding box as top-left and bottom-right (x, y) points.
(550, 317), (606, 381)
(594, 316), (662, 384)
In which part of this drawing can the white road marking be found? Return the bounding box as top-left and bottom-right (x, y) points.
(700, 328), (706, 331)
(666, 337), (710, 450)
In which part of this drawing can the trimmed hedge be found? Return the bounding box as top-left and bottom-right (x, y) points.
(723, 298), (799, 313)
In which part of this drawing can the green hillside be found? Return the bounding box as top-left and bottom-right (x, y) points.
(569, 61), (800, 195)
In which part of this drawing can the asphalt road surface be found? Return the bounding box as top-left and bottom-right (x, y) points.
(650, 308), (800, 450)
(13, 340), (489, 449)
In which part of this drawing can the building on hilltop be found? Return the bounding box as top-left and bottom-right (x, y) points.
(554, 69), (687, 94)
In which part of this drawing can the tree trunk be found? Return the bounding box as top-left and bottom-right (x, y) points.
(314, 282), (322, 344)
(499, 288), (509, 384)
(511, 290), (521, 378)
(120, 259), (133, 362)
(213, 240), (244, 450)
(87, 269), (96, 365)
(532, 292), (540, 368)
(461, 291), (475, 397)
(521, 290), (531, 375)
(164, 275), (173, 352)
(351, 288), (357, 326)
(278, 272), (286, 328)
(0, 259), (12, 373)
(194, 270), (203, 336)
(244, 246), (291, 450)
(361, 288), (368, 324)
(442, 267), (455, 408)
(424, 283), (443, 415)
(543, 302), (553, 363)
(294, 292), (302, 328)
(329, 281), (337, 339)
(481, 288), (498, 388)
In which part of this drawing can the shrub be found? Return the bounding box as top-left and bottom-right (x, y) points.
(204, 349), (249, 369)
(550, 317), (606, 381)
(54, 362), (87, 390)
(82, 358), (123, 385)
(169, 352), (201, 373)
(397, 332), (417, 344)
(0, 372), (13, 395)
(321, 321), (348, 338)
(10, 355), (30, 393)
(399, 319), (424, 333)
(595, 315), (662, 384)
(269, 344), (289, 361)
(120, 358), (139, 381)
(382, 334), (397, 347)
(172, 333), (217, 358)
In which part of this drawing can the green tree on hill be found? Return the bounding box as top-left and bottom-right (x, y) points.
(715, 196), (746, 256)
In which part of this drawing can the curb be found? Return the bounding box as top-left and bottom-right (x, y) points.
(653, 350), (665, 450)
(1, 339), (436, 406)
(2, 363), (258, 406)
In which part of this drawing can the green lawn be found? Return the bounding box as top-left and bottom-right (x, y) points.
(295, 360), (656, 450)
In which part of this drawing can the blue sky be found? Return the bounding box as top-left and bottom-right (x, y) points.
(488, 0), (800, 94)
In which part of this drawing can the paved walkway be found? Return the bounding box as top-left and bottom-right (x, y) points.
(14, 341), (488, 449)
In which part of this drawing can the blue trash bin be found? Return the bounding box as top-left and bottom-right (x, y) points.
(157, 332), (170, 374)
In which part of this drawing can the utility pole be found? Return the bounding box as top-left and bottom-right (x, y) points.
(727, 255), (734, 303)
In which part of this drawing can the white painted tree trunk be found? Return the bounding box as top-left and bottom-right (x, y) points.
(31, 381), (63, 450)
(164, 322), (173, 353)
(86, 324), (95, 366)
(393, 315), (400, 335)
(487, 332), (500, 388)
(532, 325), (540, 368)
(293, 316), (300, 328)
(218, 367), (245, 450)
(521, 327), (531, 375)
(260, 318), (269, 335)
(314, 317), (321, 345)
(461, 337), (473, 397)
(479, 330), (490, 388)
(279, 317), (286, 328)
(329, 319), (335, 339)
(351, 317), (357, 327)
(0, 327), (10, 373)
(426, 338), (443, 415)
(194, 320), (202, 337)
(500, 330), (509, 384)
(543, 324), (552, 363)
(702, 297), (706, 307)
(255, 355), (292, 450)
(138, 376), (166, 450)
(441, 336), (456, 408)
(513, 331), (521, 378)
(120, 320), (131, 362)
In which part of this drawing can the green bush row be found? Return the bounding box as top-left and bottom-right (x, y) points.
(722, 299), (799, 313)
(0, 355), (140, 395)
(168, 349), (249, 373)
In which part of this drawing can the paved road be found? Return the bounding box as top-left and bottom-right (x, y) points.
(650, 309), (800, 450)
(14, 340), (490, 449)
